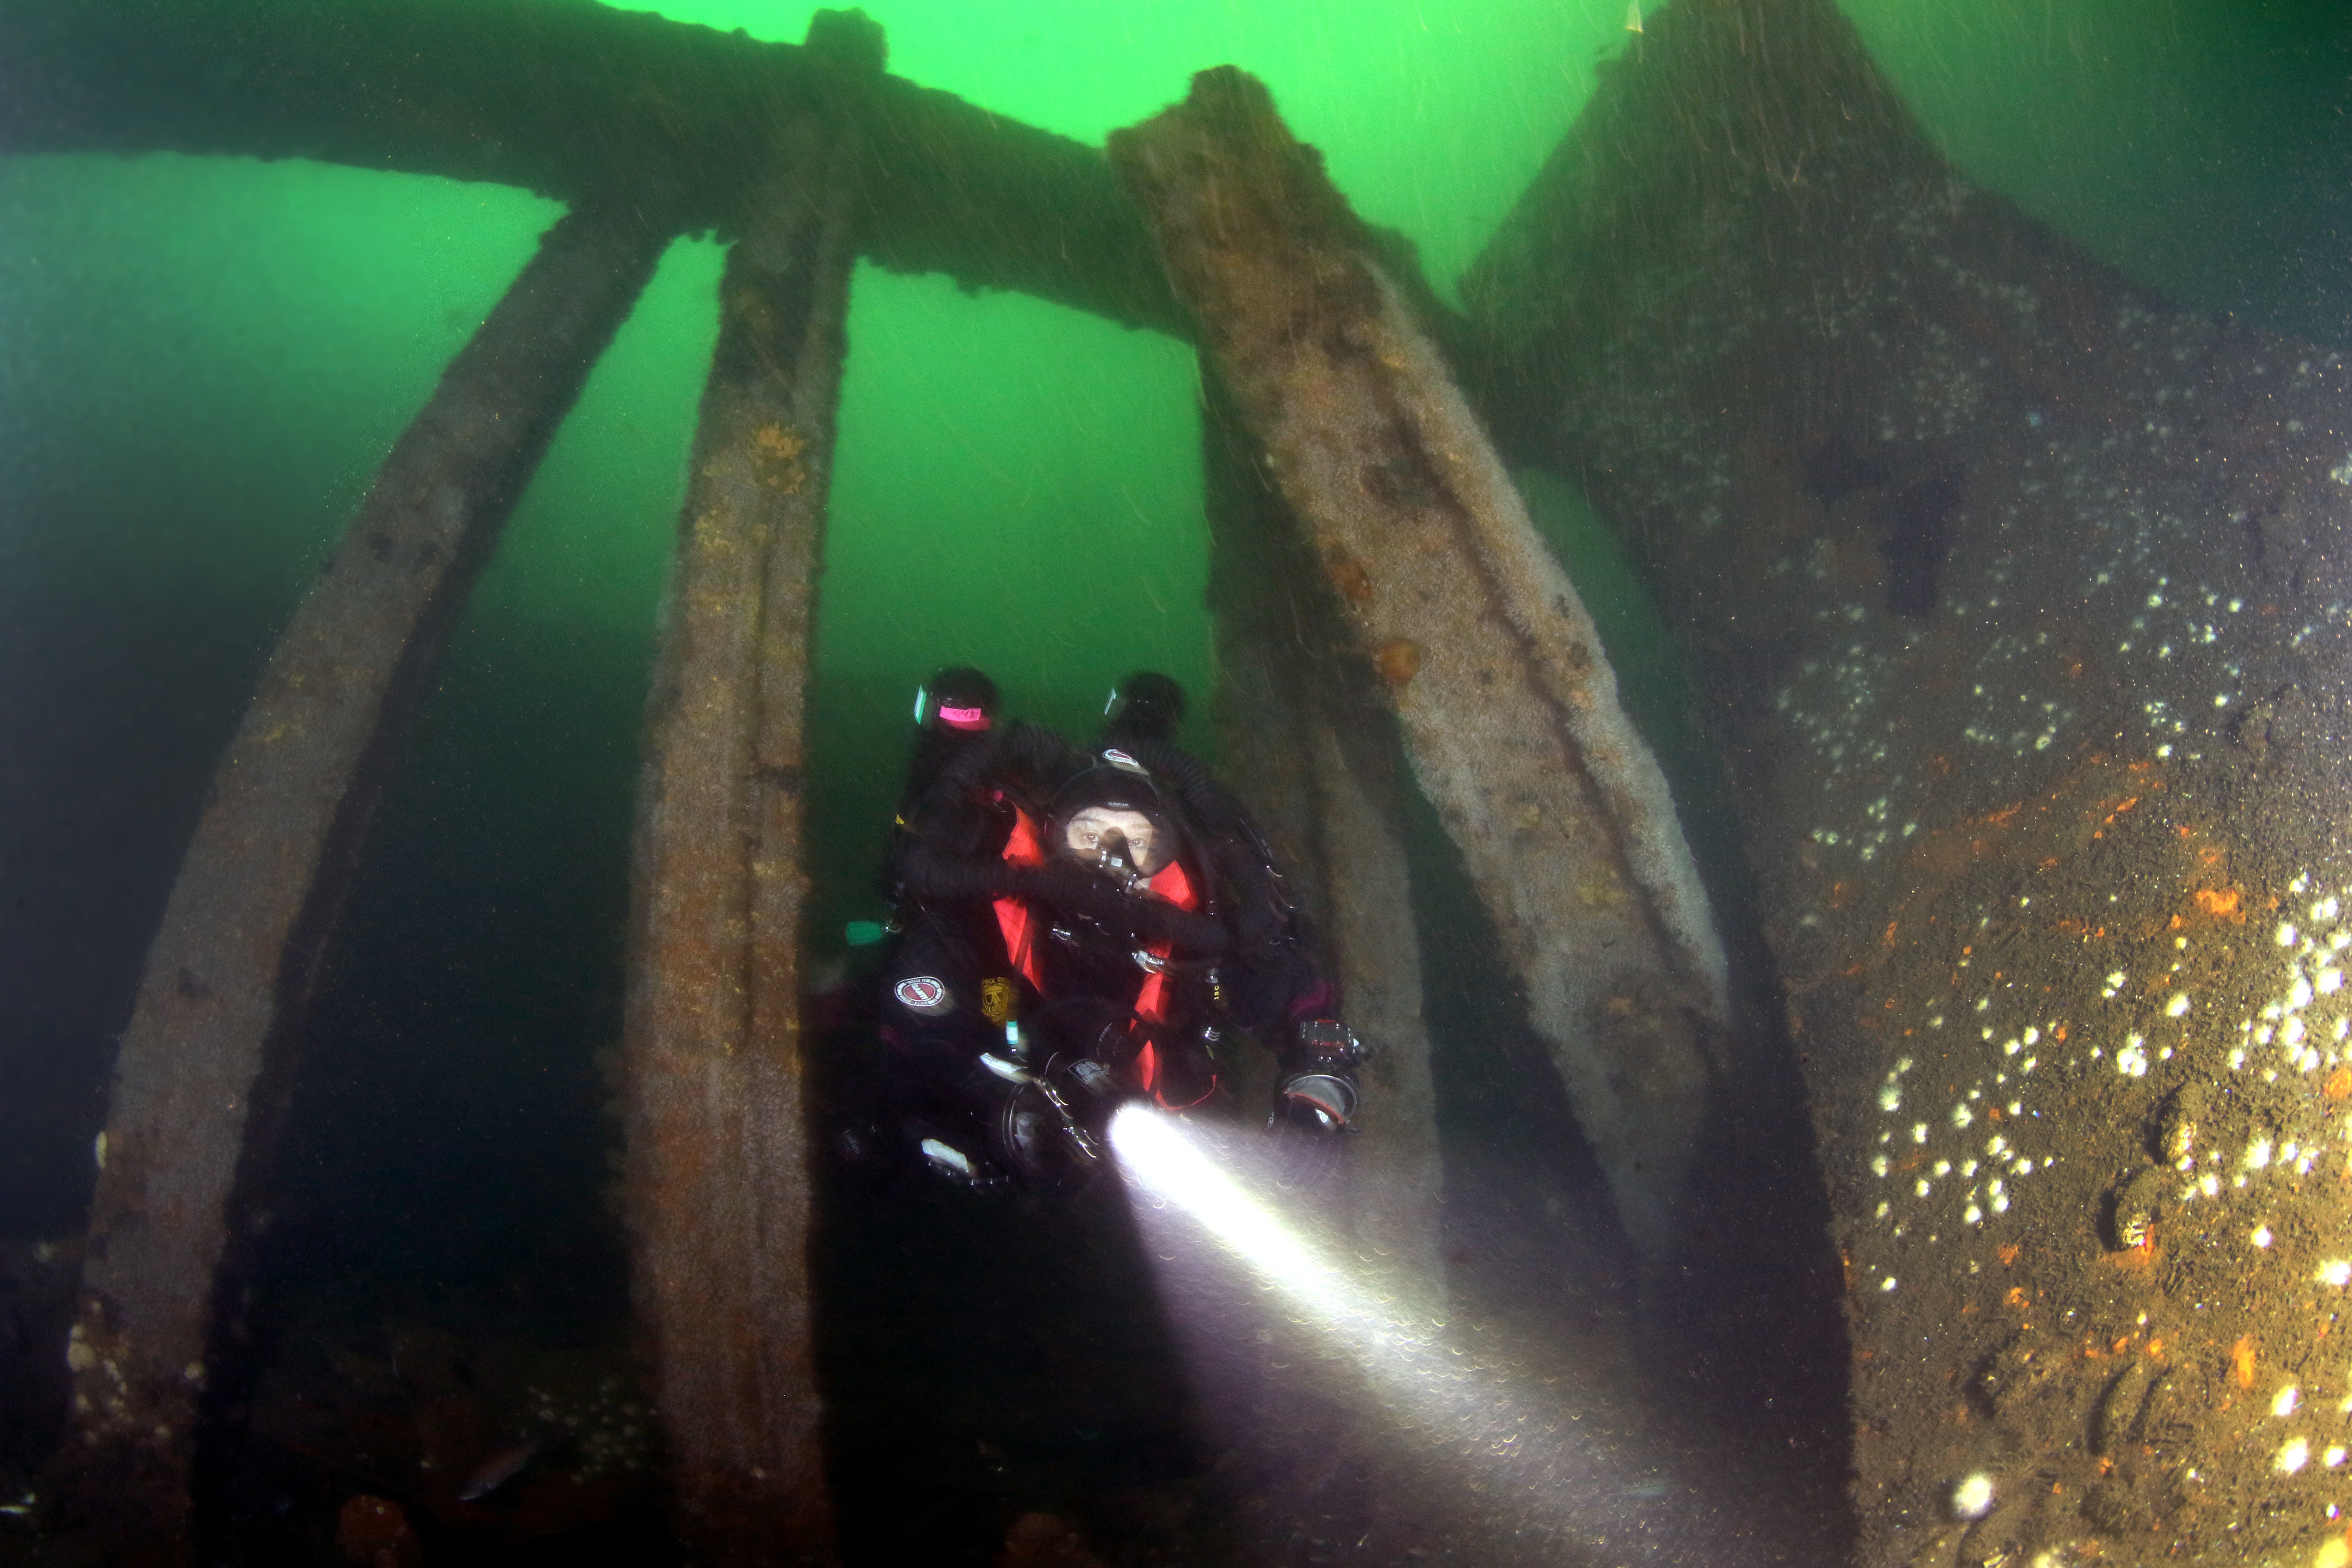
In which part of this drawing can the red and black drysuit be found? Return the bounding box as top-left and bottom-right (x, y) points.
(879, 723), (1330, 1140)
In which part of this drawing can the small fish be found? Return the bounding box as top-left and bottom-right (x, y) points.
(457, 1437), (541, 1503)
(1625, 1), (1642, 33)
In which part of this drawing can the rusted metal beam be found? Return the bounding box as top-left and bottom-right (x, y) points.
(1198, 374), (1450, 1554)
(0, 0), (1188, 337)
(1111, 70), (1730, 1272)
(618, 21), (869, 1559)
(1463, 0), (2352, 1559)
(1201, 377), (1446, 1308)
(52, 200), (668, 1547)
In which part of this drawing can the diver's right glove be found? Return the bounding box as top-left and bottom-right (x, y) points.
(1014, 862), (1135, 924)
(1272, 1018), (1365, 1136)
(1013, 864), (1229, 956)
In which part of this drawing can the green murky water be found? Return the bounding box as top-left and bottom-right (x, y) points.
(1, 0), (2347, 1557)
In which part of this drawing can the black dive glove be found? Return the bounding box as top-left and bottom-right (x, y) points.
(1012, 864), (1230, 956)
(1014, 862), (1135, 924)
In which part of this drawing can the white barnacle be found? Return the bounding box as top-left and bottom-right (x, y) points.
(2166, 993), (2191, 1018)
(2316, 1259), (2352, 1287)
(1950, 1103), (1973, 1128)
(1880, 1085), (1902, 1112)
(1950, 1473), (1995, 1520)
(2253, 1224), (2275, 1248)
(2280, 923), (2301, 948)
(2275, 1385), (2301, 1418)
(2277, 1436), (2310, 1474)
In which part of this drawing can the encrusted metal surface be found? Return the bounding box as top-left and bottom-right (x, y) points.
(1467, 0), (2352, 1559)
(618, 91), (858, 1564)
(1114, 68), (1729, 1271)
(57, 202), (666, 1544)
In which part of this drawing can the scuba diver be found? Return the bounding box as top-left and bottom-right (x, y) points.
(1098, 669), (1187, 749)
(877, 675), (1364, 1188)
(879, 666), (1001, 920)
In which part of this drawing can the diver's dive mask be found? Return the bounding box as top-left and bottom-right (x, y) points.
(1050, 749), (1176, 882)
(1062, 807), (1166, 879)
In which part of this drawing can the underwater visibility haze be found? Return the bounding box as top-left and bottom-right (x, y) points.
(3, 0), (2351, 1563)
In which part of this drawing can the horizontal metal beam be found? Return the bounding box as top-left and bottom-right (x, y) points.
(0, 0), (1190, 336)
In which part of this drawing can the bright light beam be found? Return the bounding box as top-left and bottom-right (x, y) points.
(1109, 1105), (1763, 1566)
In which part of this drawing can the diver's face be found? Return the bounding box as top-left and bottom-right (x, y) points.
(1063, 807), (1164, 874)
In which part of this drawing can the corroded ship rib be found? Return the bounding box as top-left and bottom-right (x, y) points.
(618, 25), (871, 1557)
(60, 201), (667, 1544)
(1111, 69), (1731, 1270)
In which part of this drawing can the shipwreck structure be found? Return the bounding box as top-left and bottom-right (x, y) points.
(9, 0), (2345, 1562)
(1464, 2), (2352, 1564)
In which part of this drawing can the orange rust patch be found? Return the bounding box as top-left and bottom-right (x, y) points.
(1997, 1244), (2020, 1266)
(1373, 639), (1422, 686)
(2193, 887), (2243, 920)
(1326, 557), (1375, 603)
(2231, 1335), (2258, 1389)
(2006, 1286), (2029, 1308)
(2326, 1066), (2352, 1101)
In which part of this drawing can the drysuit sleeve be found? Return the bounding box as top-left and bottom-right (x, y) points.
(892, 721), (1090, 904)
(1121, 739), (1289, 952)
